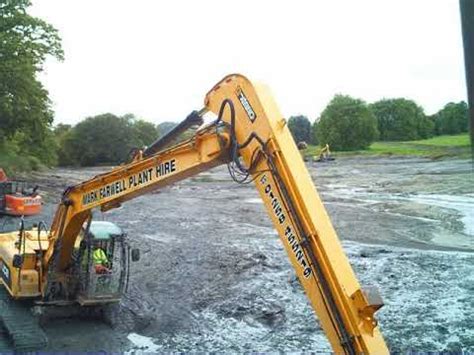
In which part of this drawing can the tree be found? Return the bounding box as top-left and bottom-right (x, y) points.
(433, 101), (469, 135)
(132, 119), (160, 147)
(317, 95), (378, 151)
(72, 114), (135, 166)
(121, 113), (160, 147)
(288, 115), (313, 144)
(53, 124), (73, 166)
(54, 123), (72, 137)
(417, 114), (435, 139)
(57, 114), (160, 166)
(0, 0), (63, 164)
(311, 120), (319, 146)
(369, 98), (431, 141)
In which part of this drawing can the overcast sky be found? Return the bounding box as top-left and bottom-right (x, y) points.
(31, 0), (467, 125)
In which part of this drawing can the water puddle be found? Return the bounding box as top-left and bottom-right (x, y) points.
(127, 333), (160, 352)
(406, 194), (474, 236)
(368, 192), (474, 237)
(244, 198), (263, 204)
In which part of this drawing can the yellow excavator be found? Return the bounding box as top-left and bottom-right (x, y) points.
(316, 144), (335, 162)
(0, 74), (388, 353)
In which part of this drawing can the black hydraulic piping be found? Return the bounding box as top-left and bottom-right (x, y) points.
(36, 221), (48, 293)
(268, 158), (357, 355)
(143, 111), (204, 158)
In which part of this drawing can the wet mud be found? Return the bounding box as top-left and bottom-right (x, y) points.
(2, 156), (473, 352)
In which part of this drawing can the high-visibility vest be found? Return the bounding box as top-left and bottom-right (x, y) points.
(93, 248), (108, 265)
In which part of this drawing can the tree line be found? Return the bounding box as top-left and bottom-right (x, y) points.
(55, 115), (176, 166)
(288, 97), (469, 151)
(61, 94), (466, 167)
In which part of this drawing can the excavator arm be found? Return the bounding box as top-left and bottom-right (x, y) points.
(43, 126), (230, 273)
(41, 74), (387, 353)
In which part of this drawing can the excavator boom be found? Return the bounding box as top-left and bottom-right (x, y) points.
(43, 128), (229, 273)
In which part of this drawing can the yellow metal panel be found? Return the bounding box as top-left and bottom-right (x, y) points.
(205, 74), (388, 354)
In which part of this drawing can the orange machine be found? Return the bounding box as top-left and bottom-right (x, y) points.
(0, 169), (42, 216)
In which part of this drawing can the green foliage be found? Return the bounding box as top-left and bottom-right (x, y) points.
(25, 127), (58, 165)
(417, 114), (435, 139)
(0, 138), (43, 175)
(316, 95), (378, 151)
(54, 123), (72, 166)
(58, 114), (159, 166)
(132, 118), (160, 147)
(433, 101), (469, 135)
(368, 133), (470, 158)
(0, 0), (63, 170)
(288, 115), (313, 144)
(54, 123), (71, 137)
(311, 120), (319, 146)
(409, 133), (470, 146)
(369, 98), (432, 141)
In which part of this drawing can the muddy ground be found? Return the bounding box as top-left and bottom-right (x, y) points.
(2, 156), (473, 352)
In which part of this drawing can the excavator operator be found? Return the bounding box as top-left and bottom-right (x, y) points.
(92, 244), (110, 274)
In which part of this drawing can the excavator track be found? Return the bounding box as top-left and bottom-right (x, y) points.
(0, 287), (48, 352)
(0, 324), (10, 352)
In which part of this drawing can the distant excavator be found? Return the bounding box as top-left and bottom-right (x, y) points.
(297, 143), (334, 163)
(315, 144), (335, 163)
(0, 169), (42, 216)
(0, 74), (387, 353)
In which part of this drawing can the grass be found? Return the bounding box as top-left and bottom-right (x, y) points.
(305, 133), (471, 159)
(407, 134), (470, 147)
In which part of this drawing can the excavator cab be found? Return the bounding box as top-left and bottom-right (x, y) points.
(74, 221), (133, 305)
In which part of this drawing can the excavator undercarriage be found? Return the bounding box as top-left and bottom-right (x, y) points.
(0, 287), (48, 351)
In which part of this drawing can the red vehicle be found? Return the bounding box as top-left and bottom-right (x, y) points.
(0, 169), (42, 216)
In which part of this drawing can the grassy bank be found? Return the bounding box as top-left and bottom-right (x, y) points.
(305, 133), (471, 159)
